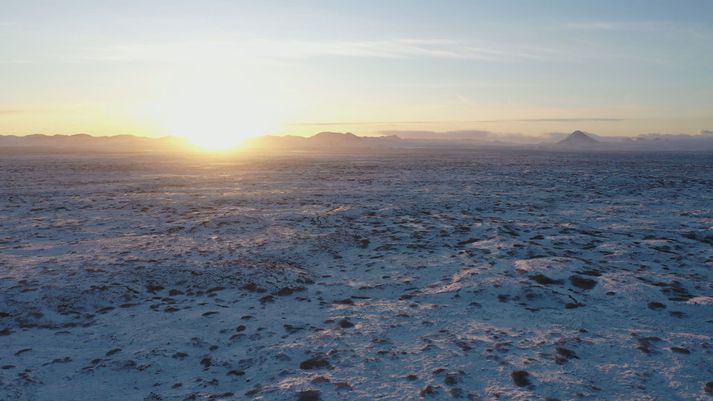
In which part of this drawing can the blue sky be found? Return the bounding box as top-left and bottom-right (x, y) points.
(1, 0), (712, 140)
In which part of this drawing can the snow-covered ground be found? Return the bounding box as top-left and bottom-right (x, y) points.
(1, 150), (712, 401)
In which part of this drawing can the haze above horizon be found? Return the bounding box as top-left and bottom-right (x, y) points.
(1, 0), (712, 148)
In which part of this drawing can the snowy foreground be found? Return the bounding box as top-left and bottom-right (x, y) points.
(1, 150), (712, 401)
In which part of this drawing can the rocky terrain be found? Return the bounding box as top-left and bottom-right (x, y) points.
(1, 150), (712, 400)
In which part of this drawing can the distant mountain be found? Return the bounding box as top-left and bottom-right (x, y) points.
(244, 132), (405, 151)
(382, 130), (492, 142)
(5, 130), (713, 154)
(557, 130), (599, 146)
(0, 134), (187, 153)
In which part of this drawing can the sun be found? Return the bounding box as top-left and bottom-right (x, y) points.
(146, 86), (286, 151)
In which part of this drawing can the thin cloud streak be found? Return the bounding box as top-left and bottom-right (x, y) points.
(507, 118), (626, 123)
(561, 20), (713, 42)
(0, 60), (31, 64)
(563, 20), (673, 32)
(72, 37), (560, 64)
(272, 38), (555, 62)
(65, 36), (667, 66)
(290, 117), (628, 127)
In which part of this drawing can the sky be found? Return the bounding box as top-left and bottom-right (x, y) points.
(1, 0), (712, 145)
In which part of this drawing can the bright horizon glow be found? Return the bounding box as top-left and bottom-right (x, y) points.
(137, 79), (290, 150)
(1, 1), (712, 141)
(146, 97), (284, 151)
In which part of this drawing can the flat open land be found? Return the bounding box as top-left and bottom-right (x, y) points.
(1, 150), (712, 400)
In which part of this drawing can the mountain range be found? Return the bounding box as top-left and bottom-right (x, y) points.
(0, 134), (186, 153)
(2, 130), (713, 153)
(243, 132), (405, 150)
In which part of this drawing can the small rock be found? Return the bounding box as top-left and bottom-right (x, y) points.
(337, 319), (354, 328)
(277, 287), (295, 296)
(297, 389), (321, 401)
(670, 347), (690, 354)
(569, 275), (597, 290)
(529, 274), (563, 285)
(357, 238), (370, 248)
(444, 373), (460, 386)
(511, 370), (531, 387)
(299, 356), (331, 370)
(555, 347), (578, 364)
(648, 302), (666, 311)
(420, 385), (438, 396)
(105, 348), (121, 356)
(146, 284), (164, 293)
(335, 382), (353, 391)
(259, 295), (275, 304)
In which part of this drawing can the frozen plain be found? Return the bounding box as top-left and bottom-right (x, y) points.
(1, 149), (712, 401)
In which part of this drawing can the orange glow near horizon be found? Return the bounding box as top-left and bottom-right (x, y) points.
(138, 80), (290, 151)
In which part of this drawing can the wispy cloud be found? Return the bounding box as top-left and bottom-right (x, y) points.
(505, 117), (625, 123)
(71, 35), (674, 67)
(291, 117), (627, 126)
(563, 20), (673, 32)
(72, 37), (558, 64)
(271, 38), (554, 62)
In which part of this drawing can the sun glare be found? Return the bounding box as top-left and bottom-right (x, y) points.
(146, 85), (286, 151)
